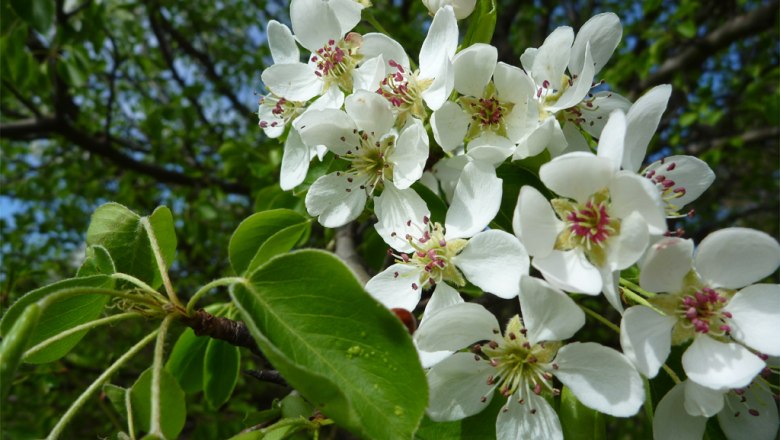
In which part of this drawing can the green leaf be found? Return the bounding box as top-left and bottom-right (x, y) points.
(230, 250), (428, 440)
(246, 222), (311, 274)
(130, 368), (187, 440)
(253, 184), (301, 212)
(0, 275), (113, 364)
(103, 383), (129, 420)
(165, 328), (209, 394)
(0, 303), (41, 400)
(228, 209), (308, 275)
(203, 339), (241, 409)
(493, 161), (549, 231)
(559, 386), (605, 440)
(462, 0), (496, 46)
(9, 0), (53, 33)
(77, 245), (117, 277)
(86, 203), (177, 289)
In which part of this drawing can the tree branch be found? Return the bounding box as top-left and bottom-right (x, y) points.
(244, 369), (288, 387)
(335, 223), (370, 285)
(641, 0), (779, 88)
(686, 126), (780, 155)
(180, 309), (262, 357)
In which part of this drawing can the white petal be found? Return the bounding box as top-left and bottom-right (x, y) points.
(580, 91), (632, 138)
(548, 43), (595, 112)
(268, 20), (299, 64)
(724, 284), (780, 355)
(601, 268), (624, 313)
(653, 382), (708, 440)
(305, 173), (367, 227)
(360, 33), (410, 73)
(496, 393), (562, 440)
(717, 384), (780, 440)
(519, 47), (537, 73)
(421, 59), (454, 111)
(533, 249), (603, 295)
(623, 84), (672, 172)
(560, 122), (591, 154)
(519, 276), (585, 344)
(445, 161), (502, 240)
(620, 306), (676, 378)
(416, 302), (500, 353)
(262, 63), (321, 101)
(433, 155), (469, 203)
(554, 342), (645, 417)
(328, 0), (363, 35)
(373, 185), (431, 253)
(295, 109), (358, 155)
(513, 117), (555, 160)
(682, 335), (765, 390)
(639, 237), (694, 293)
(308, 85), (345, 111)
(419, 170), (440, 196)
(280, 128), (310, 190)
(427, 352), (495, 421)
(532, 26), (574, 92)
(513, 186), (562, 258)
(684, 379), (724, 417)
(695, 228), (780, 289)
(641, 155), (715, 209)
(352, 54), (385, 92)
(418, 348), (454, 369)
(257, 100), (286, 138)
(607, 211), (649, 271)
(345, 90), (394, 136)
(570, 12), (622, 76)
(365, 263), (422, 311)
(454, 230), (529, 299)
(421, 282), (464, 322)
(494, 62), (535, 104)
(466, 133), (515, 166)
(452, 43), (497, 97)
(431, 101), (469, 151)
(609, 171), (667, 235)
(539, 153), (613, 203)
(392, 119), (429, 189)
(419, 5), (458, 80)
(290, 0), (342, 52)
(595, 110), (626, 171)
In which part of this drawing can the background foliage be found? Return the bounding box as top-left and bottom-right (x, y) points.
(1, 0), (778, 437)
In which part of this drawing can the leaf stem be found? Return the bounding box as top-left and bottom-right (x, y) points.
(619, 278), (656, 298)
(37, 287), (161, 310)
(24, 312), (141, 360)
(141, 217), (183, 309)
(642, 377), (654, 425)
(111, 273), (168, 303)
(579, 304), (620, 333)
(620, 287), (665, 315)
(46, 331), (158, 440)
(150, 315), (175, 437)
(662, 364), (682, 384)
(186, 277), (245, 315)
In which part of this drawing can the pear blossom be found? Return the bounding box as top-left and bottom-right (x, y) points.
(619, 228), (780, 391)
(296, 90), (428, 227)
(416, 276), (644, 440)
(513, 110), (667, 311)
(640, 155), (715, 217)
(422, 0), (476, 20)
(366, 161), (529, 311)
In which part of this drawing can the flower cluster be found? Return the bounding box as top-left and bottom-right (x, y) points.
(258, 1), (779, 438)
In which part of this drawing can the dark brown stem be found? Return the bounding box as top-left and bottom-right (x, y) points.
(180, 309), (262, 357)
(244, 369), (289, 387)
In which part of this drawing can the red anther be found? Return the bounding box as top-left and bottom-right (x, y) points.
(391, 308), (417, 334)
(666, 162), (677, 171)
(749, 409), (760, 417)
(542, 80), (550, 88)
(411, 283), (418, 290)
(488, 341), (499, 349)
(533, 383), (542, 395)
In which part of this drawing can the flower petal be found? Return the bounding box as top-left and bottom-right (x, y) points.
(419, 5), (458, 80)
(494, 62), (535, 104)
(360, 33), (410, 73)
(548, 43), (594, 112)
(262, 63), (321, 101)
(445, 161), (502, 240)
(421, 282), (464, 321)
(454, 230), (529, 299)
(540, 152), (613, 203)
(290, 0), (342, 52)
(682, 335), (765, 390)
(652, 382), (707, 440)
(724, 283), (780, 355)
(554, 342), (645, 417)
(416, 302), (500, 353)
(305, 172), (367, 227)
(570, 12), (622, 76)
(344, 91), (394, 137)
(683, 379), (724, 417)
(466, 133), (515, 166)
(496, 393), (562, 440)
(641, 155), (715, 210)
(365, 263), (422, 311)
(352, 54), (385, 92)
(695, 228), (780, 289)
(268, 20), (299, 64)
(513, 185), (562, 258)
(374, 185), (431, 253)
(532, 26), (574, 92)
(609, 171), (667, 235)
(580, 91), (632, 138)
(296, 109), (358, 155)
(431, 101), (469, 152)
(533, 249), (603, 295)
(717, 384), (779, 440)
(620, 306), (676, 378)
(392, 118), (429, 189)
(280, 128), (310, 190)
(328, 0), (363, 35)
(595, 109), (626, 172)
(623, 84), (672, 172)
(519, 276), (585, 344)
(452, 43), (497, 97)
(421, 60), (454, 111)
(427, 352), (495, 421)
(433, 155), (469, 203)
(638, 237), (694, 293)
(600, 268), (623, 313)
(607, 211), (649, 271)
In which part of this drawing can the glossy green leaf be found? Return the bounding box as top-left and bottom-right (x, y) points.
(462, 0), (496, 46)
(130, 368), (187, 440)
(103, 383), (129, 420)
(246, 222), (311, 274)
(228, 209), (308, 275)
(165, 328), (209, 394)
(86, 203), (177, 289)
(203, 339), (241, 409)
(559, 385), (605, 440)
(0, 303), (40, 400)
(9, 0), (53, 33)
(77, 245), (117, 277)
(230, 250), (428, 440)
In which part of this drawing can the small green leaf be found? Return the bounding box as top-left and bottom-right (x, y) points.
(559, 386), (605, 440)
(0, 303), (41, 400)
(280, 393), (314, 419)
(103, 383), (129, 420)
(462, 0), (496, 46)
(148, 206), (177, 269)
(165, 328), (209, 394)
(9, 0), (53, 33)
(246, 222), (311, 273)
(130, 368), (187, 440)
(230, 250), (428, 440)
(77, 245), (117, 277)
(228, 209), (308, 275)
(203, 339), (241, 409)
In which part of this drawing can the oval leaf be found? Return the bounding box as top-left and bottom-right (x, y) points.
(165, 328), (209, 394)
(559, 385), (606, 440)
(230, 250), (428, 440)
(130, 368), (187, 440)
(228, 209), (308, 275)
(0, 303), (41, 400)
(203, 339), (241, 409)
(246, 222), (311, 273)
(77, 245), (117, 277)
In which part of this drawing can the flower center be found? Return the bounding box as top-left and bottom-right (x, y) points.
(642, 159), (689, 217)
(336, 130), (395, 193)
(388, 219), (466, 290)
(311, 33), (364, 92)
(677, 286), (734, 336)
(258, 95), (304, 129)
(478, 316), (561, 402)
(459, 82), (514, 140)
(551, 189), (620, 267)
(376, 60), (432, 126)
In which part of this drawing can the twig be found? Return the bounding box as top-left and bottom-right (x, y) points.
(180, 309), (263, 357)
(244, 369), (289, 387)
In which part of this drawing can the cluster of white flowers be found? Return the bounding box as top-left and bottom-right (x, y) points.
(257, 1), (779, 438)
